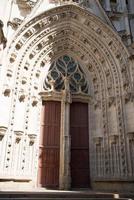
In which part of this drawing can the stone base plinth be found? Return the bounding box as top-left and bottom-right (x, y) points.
(91, 180), (134, 193)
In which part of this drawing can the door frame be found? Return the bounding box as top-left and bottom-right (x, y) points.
(38, 92), (91, 190)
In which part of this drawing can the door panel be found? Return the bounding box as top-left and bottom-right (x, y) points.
(70, 102), (90, 188)
(38, 101), (61, 188)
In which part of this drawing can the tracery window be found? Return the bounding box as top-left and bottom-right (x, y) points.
(43, 55), (88, 94)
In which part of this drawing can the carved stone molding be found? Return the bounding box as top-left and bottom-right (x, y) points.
(72, 93), (91, 103)
(39, 90), (62, 102)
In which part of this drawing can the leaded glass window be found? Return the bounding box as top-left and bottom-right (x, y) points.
(43, 55), (88, 94)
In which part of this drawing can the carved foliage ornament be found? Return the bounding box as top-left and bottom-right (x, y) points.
(43, 55), (89, 94)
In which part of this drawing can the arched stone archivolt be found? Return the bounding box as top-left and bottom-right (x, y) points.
(0, 4), (134, 188)
(7, 20), (129, 99)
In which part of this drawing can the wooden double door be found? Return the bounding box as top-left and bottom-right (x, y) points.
(38, 101), (90, 188)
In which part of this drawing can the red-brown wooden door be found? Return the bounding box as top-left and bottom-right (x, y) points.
(70, 102), (90, 188)
(38, 101), (61, 188)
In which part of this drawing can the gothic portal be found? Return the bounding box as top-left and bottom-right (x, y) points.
(0, 0), (134, 192)
(38, 55), (90, 189)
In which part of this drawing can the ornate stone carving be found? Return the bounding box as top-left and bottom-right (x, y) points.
(43, 55), (89, 94)
(28, 133), (37, 145)
(14, 130), (24, 142)
(0, 126), (7, 140)
(18, 89), (27, 101)
(16, 0), (37, 7)
(125, 91), (134, 103)
(32, 96), (38, 106)
(127, 132), (134, 140)
(10, 53), (17, 63)
(94, 100), (101, 110)
(108, 96), (116, 107)
(93, 136), (103, 145)
(3, 86), (11, 97)
(7, 18), (23, 30)
(109, 135), (118, 144)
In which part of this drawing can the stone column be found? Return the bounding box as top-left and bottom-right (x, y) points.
(104, 0), (111, 11)
(125, 99), (134, 133)
(59, 77), (71, 190)
(108, 99), (118, 136)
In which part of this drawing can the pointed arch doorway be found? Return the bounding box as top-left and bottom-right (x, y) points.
(38, 55), (90, 189)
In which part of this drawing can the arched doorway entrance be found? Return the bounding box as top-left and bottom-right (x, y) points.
(38, 55), (90, 189)
(3, 3), (133, 192)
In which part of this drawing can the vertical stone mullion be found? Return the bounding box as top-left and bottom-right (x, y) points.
(59, 99), (71, 189)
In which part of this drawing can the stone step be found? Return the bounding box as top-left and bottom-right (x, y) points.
(0, 191), (133, 200)
(0, 191), (117, 198)
(0, 198), (132, 200)
(0, 192), (115, 198)
(120, 194), (134, 200)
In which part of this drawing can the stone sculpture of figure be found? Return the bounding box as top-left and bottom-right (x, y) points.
(0, 20), (7, 49)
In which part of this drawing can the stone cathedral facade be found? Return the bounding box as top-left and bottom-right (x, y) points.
(0, 0), (134, 192)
